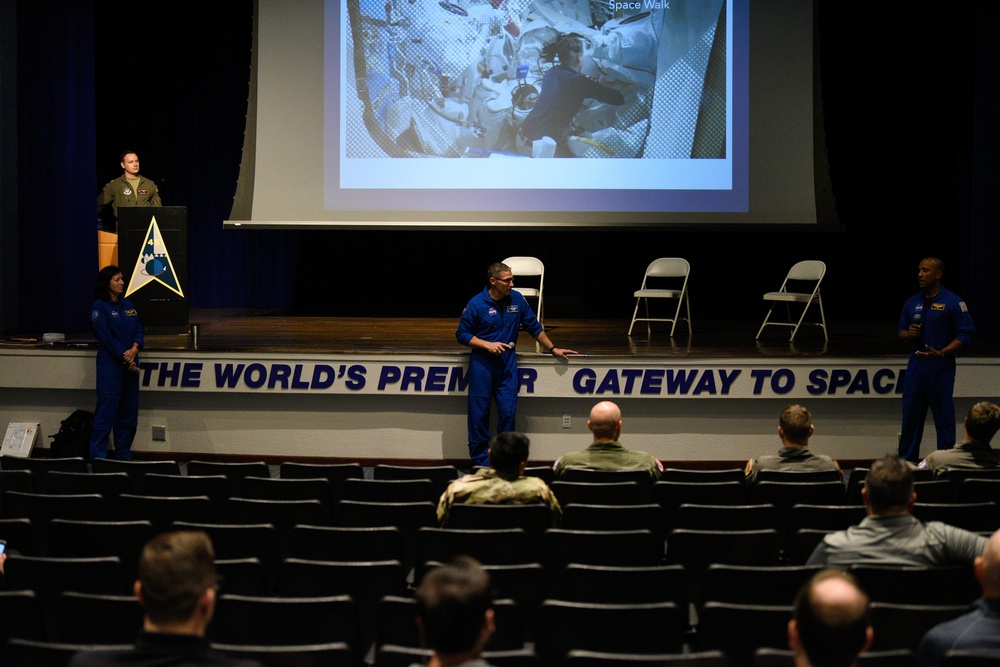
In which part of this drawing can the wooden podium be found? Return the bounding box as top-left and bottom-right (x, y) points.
(117, 206), (188, 334)
(97, 230), (119, 269)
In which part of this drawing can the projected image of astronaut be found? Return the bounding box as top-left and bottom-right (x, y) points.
(345, 0), (727, 159)
(517, 32), (623, 157)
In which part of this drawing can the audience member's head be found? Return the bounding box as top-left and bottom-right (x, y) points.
(789, 570), (872, 667)
(975, 528), (1000, 599)
(488, 431), (530, 477)
(415, 556), (495, 659)
(135, 531), (217, 635)
(965, 401), (1000, 445)
(588, 401), (622, 441)
(862, 454), (914, 515)
(779, 405), (814, 446)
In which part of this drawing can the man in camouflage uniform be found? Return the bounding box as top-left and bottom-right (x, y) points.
(437, 431), (561, 526)
(745, 404), (842, 484)
(553, 401), (662, 479)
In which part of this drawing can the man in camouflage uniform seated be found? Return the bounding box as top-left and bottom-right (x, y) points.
(437, 431), (561, 526)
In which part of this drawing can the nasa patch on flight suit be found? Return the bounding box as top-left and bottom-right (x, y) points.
(931, 303), (945, 311)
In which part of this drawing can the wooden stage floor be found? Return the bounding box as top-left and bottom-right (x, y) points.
(134, 308), (970, 359)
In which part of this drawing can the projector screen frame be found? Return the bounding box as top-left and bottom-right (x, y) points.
(226, 0), (839, 231)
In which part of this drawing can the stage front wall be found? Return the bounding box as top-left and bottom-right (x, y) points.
(2, 350), (997, 463)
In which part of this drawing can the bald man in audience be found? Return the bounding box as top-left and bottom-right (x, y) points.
(789, 570), (873, 667)
(553, 401), (662, 479)
(746, 404), (842, 484)
(919, 401), (1000, 472)
(808, 454), (987, 568)
(917, 528), (1000, 665)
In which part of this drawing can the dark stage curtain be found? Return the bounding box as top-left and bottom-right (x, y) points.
(16, 0), (97, 333)
(92, 0), (297, 311)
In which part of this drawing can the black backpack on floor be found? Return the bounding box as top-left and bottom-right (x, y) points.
(49, 409), (94, 459)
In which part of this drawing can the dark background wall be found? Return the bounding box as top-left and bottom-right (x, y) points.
(7, 1), (999, 339)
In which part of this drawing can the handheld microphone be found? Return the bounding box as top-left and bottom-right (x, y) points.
(508, 341), (516, 349)
(913, 313), (921, 325)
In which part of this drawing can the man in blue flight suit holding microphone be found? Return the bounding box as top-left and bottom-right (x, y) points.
(457, 262), (576, 467)
(898, 257), (975, 462)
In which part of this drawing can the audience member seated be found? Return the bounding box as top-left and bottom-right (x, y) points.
(919, 401), (1000, 472)
(917, 527), (1000, 666)
(745, 404), (842, 484)
(437, 432), (561, 526)
(788, 570), (872, 667)
(414, 555), (496, 667)
(553, 401), (662, 479)
(807, 454), (987, 568)
(69, 530), (261, 666)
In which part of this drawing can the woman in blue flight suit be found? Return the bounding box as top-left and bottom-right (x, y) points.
(89, 265), (144, 460)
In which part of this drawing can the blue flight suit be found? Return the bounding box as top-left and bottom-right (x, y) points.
(90, 297), (144, 460)
(456, 287), (543, 466)
(897, 287), (974, 462)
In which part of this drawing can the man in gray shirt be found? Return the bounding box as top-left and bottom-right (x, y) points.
(745, 404), (842, 484)
(808, 454), (987, 568)
(919, 401), (1000, 472)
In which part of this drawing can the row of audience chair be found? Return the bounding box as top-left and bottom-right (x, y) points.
(0, 557), (983, 667)
(2, 456), (999, 666)
(6, 456), (1000, 497)
(9, 640), (997, 667)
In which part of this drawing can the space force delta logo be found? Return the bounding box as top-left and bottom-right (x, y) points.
(126, 215), (184, 298)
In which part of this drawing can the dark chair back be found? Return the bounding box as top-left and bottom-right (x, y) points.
(537, 600), (686, 664)
(697, 602), (793, 667)
(342, 478), (438, 504)
(45, 472), (131, 498)
(288, 525), (404, 563)
(559, 469), (654, 501)
(551, 481), (645, 507)
(415, 527), (531, 567)
(373, 464), (459, 497)
(279, 462), (363, 504)
(912, 502), (1000, 533)
(91, 459), (181, 491)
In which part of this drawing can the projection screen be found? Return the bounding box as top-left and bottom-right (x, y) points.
(228, 0), (827, 229)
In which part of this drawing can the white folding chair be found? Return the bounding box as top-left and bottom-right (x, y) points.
(756, 260), (828, 342)
(628, 258), (692, 337)
(502, 256), (544, 324)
